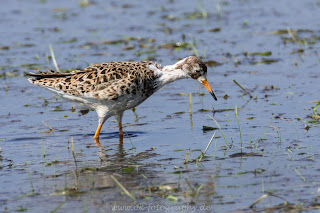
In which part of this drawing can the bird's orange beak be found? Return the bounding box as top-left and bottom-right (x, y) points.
(202, 79), (217, 101)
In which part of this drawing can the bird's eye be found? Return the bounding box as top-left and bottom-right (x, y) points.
(196, 70), (201, 73)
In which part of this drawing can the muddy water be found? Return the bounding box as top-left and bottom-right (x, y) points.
(1, 0), (320, 212)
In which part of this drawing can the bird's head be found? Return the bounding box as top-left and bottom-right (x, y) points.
(176, 56), (217, 101)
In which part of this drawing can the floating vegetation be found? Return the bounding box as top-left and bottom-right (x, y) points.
(158, 42), (191, 51)
(208, 28), (221, 32)
(269, 29), (313, 35)
(58, 37), (77, 44)
(304, 103), (320, 125)
(229, 152), (263, 158)
(248, 51), (272, 56)
(161, 14), (181, 21)
(101, 39), (128, 45)
(184, 11), (207, 20)
(199, 108), (235, 113)
(79, 0), (90, 7)
(250, 58), (279, 65)
(270, 28), (320, 46)
(20, 63), (41, 68)
(202, 126), (217, 132)
(0, 46), (10, 50)
(246, 117), (254, 120)
(0, 71), (20, 78)
(205, 60), (222, 67)
(52, 107), (65, 111)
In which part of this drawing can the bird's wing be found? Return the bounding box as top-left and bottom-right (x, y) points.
(27, 61), (162, 100)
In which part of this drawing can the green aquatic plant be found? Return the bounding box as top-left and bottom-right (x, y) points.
(313, 103), (320, 115)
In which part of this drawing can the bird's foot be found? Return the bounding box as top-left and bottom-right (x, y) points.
(93, 136), (101, 145)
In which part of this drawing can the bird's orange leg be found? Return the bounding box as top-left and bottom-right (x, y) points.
(93, 124), (102, 144)
(118, 121), (123, 144)
(114, 111), (124, 144)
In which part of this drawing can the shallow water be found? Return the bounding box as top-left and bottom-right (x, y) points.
(1, 0), (320, 212)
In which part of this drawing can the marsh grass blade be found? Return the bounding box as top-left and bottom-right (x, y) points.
(255, 118), (274, 150)
(249, 194), (268, 208)
(235, 106), (243, 153)
(28, 168), (34, 193)
(261, 118), (274, 140)
(70, 137), (79, 189)
(42, 121), (54, 131)
(233, 80), (252, 98)
(49, 44), (61, 72)
(199, 132), (216, 161)
(287, 27), (297, 42)
(313, 103), (320, 115)
(250, 193), (288, 209)
(208, 115), (228, 147)
(71, 137), (76, 164)
(184, 149), (202, 164)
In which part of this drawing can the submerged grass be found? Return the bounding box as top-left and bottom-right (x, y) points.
(41, 136), (47, 163)
(254, 118), (273, 151)
(71, 137), (77, 168)
(195, 184), (204, 198)
(250, 193), (288, 209)
(50, 201), (66, 213)
(235, 106), (242, 153)
(273, 126), (282, 143)
(123, 129), (136, 150)
(70, 137), (79, 190)
(111, 175), (136, 201)
(294, 168), (306, 182)
(27, 168), (35, 194)
(189, 92), (192, 115)
(196, 1), (208, 19)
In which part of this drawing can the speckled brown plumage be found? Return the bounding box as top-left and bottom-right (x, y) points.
(28, 61), (161, 101)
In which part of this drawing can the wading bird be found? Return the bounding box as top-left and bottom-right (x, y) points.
(28, 56), (217, 143)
